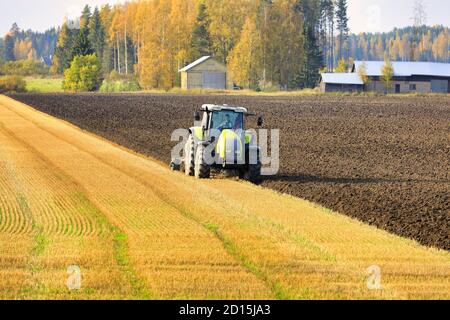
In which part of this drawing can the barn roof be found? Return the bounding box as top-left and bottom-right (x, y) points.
(179, 56), (211, 72)
(353, 61), (450, 77)
(321, 73), (364, 85)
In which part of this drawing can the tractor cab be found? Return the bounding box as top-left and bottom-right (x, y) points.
(195, 104), (248, 136)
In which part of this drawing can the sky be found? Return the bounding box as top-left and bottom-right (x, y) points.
(0, 0), (449, 36)
(348, 0), (450, 33)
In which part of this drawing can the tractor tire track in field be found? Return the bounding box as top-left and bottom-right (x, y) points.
(0, 123), (103, 238)
(0, 120), (151, 299)
(0, 120), (149, 299)
(0, 126), (48, 297)
(1, 95), (449, 300)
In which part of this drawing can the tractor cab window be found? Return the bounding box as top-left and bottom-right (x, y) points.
(210, 111), (244, 131)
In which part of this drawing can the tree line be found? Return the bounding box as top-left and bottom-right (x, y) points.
(348, 25), (449, 64)
(48, 0), (350, 90)
(1, 0), (448, 91)
(0, 23), (58, 63)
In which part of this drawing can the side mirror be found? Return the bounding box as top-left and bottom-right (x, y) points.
(194, 111), (201, 122)
(202, 126), (207, 139)
(257, 116), (264, 127)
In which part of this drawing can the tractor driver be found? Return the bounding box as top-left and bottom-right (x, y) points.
(234, 116), (243, 130)
(219, 114), (233, 130)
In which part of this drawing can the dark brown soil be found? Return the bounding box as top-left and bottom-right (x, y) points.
(9, 93), (450, 250)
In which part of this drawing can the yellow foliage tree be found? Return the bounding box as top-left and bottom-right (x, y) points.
(139, 0), (173, 89)
(432, 30), (449, 62)
(357, 61), (370, 90)
(381, 55), (394, 92)
(335, 58), (347, 72)
(228, 17), (263, 89)
(13, 39), (34, 60)
(205, 0), (251, 63)
(137, 0), (198, 89)
(169, 0), (198, 85)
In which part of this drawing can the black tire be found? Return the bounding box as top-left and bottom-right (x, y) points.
(170, 162), (181, 171)
(195, 144), (211, 179)
(247, 161), (262, 184)
(184, 134), (195, 176)
(245, 147), (261, 184)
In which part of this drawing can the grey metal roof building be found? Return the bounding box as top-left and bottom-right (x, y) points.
(320, 73), (364, 93)
(352, 61), (450, 78)
(321, 61), (450, 93)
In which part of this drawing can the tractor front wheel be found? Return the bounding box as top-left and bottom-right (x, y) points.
(195, 144), (211, 179)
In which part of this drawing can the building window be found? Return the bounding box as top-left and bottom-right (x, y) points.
(409, 84), (417, 91)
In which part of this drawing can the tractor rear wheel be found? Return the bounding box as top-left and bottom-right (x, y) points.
(195, 144), (211, 179)
(184, 134), (195, 176)
(244, 147), (262, 184)
(247, 161), (262, 184)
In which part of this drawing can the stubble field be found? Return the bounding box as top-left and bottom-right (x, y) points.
(10, 93), (450, 251)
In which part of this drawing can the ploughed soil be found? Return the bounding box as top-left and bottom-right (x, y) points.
(9, 93), (450, 250)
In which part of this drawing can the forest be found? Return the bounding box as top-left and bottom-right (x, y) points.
(0, 23), (57, 63)
(0, 0), (449, 91)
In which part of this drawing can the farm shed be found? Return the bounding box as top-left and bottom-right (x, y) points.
(352, 61), (450, 94)
(179, 56), (230, 90)
(320, 73), (364, 93)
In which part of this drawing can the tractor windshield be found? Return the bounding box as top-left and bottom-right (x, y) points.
(210, 111), (244, 131)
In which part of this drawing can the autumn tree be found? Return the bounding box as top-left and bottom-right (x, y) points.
(205, 0), (251, 63)
(228, 17), (263, 89)
(13, 38), (34, 60)
(139, 0), (173, 88)
(357, 61), (370, 90)
(381, 55), (394, 93)
(262, 0), (303, 90)
(254, 1), (268, 83)
(63, 54), (102, 91)
(375, 35), (384, 59)
(335, 58), (346, 72)
(432, 29), (449, 62)
(110, 5), (136, 75)
(169, 0), (198, 83)
(98, 5), (115, 74)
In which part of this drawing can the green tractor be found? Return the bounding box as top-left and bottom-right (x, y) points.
(172, 104), (264, 183)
